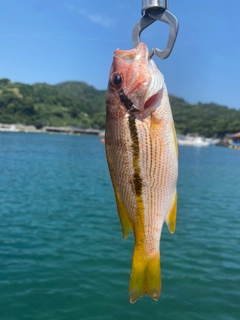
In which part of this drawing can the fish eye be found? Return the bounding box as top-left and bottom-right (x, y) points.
(111, 73), (123, 87)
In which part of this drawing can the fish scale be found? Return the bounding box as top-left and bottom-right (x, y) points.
(105, 43), (178, 303)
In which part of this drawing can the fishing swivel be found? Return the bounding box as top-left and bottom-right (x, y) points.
(132, 0), (179, 60)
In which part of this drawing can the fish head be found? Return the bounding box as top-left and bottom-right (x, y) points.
(107, 43), (164, 120)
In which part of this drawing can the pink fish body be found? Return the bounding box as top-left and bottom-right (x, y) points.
(105, 43), (178, 303)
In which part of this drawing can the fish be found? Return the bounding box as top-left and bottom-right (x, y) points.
(105, 43), (178, 303)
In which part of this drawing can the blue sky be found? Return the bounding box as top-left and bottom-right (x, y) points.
(0, 0), (239, 109)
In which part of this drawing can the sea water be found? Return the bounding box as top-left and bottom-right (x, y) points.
(0, 133), (239, 320)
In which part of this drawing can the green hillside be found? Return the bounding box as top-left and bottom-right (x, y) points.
(0, 78), (106, 129)
(0, 78), (239, 136)
(169, 95), (240, 136)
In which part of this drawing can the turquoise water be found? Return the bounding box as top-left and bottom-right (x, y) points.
(0, 133), (239, 320)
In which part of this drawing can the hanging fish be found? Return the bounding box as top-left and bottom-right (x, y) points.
(105, 43), (178, 303)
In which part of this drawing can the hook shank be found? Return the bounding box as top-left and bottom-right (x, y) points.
(142, 0), (168, 14)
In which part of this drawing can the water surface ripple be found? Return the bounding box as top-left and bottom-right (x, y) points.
(0, 133), (239, 320)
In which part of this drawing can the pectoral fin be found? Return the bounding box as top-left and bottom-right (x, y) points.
(115, 192), (132, 239)
(165, 191), (177, 234)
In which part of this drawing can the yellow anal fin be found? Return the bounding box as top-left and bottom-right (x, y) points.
(129, 245), (161, 303)
(172, 122), (178, 157)
(165, 191), (177, 234)
(115, 192), (132, 239)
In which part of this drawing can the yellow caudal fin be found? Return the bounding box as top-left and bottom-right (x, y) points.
(129, 245), (161, 303)
(165, 191), (177, 234)
(115, 192), (132, 239)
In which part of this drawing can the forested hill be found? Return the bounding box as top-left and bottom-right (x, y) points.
(0, 78), (106, 130)
(0, 78), (239, 136)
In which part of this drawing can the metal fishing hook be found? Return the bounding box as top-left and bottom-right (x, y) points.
(132, 0), (179, 60)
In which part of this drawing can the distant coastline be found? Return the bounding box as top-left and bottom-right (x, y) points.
(0, 79), (240, 137)
(2, 123), (240, 150)
(0, 123), (105, 136)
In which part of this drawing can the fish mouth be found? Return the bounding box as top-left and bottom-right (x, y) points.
(144, 90), (162, 110)
(118, 88), (163, 118)
(114, 43), (148, 63)
(143, 58), (164, 107)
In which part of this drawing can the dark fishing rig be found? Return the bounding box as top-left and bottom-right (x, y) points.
(132, 0), (179, 59)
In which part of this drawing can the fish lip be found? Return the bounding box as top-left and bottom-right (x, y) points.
(114, 43), (147, 62)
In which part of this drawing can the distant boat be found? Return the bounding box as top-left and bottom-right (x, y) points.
(0, 124), (20, 132)
(177, 136), (210, 147)
(205, 138), (220, 145)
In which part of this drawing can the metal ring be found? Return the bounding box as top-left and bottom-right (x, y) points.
(132, 8), (179, 60)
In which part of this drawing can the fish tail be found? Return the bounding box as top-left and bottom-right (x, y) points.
(129, 245), (161, 303)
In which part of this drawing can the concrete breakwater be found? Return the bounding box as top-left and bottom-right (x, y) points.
(0, 123), (105, 136)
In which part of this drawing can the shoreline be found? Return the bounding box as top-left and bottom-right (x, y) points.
(0, 123), (105, 136)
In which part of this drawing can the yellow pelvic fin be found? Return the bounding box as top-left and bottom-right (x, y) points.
(165, 191), (177, 234)
(129, 244), (161, 304)
(115, 192), (132, 239)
